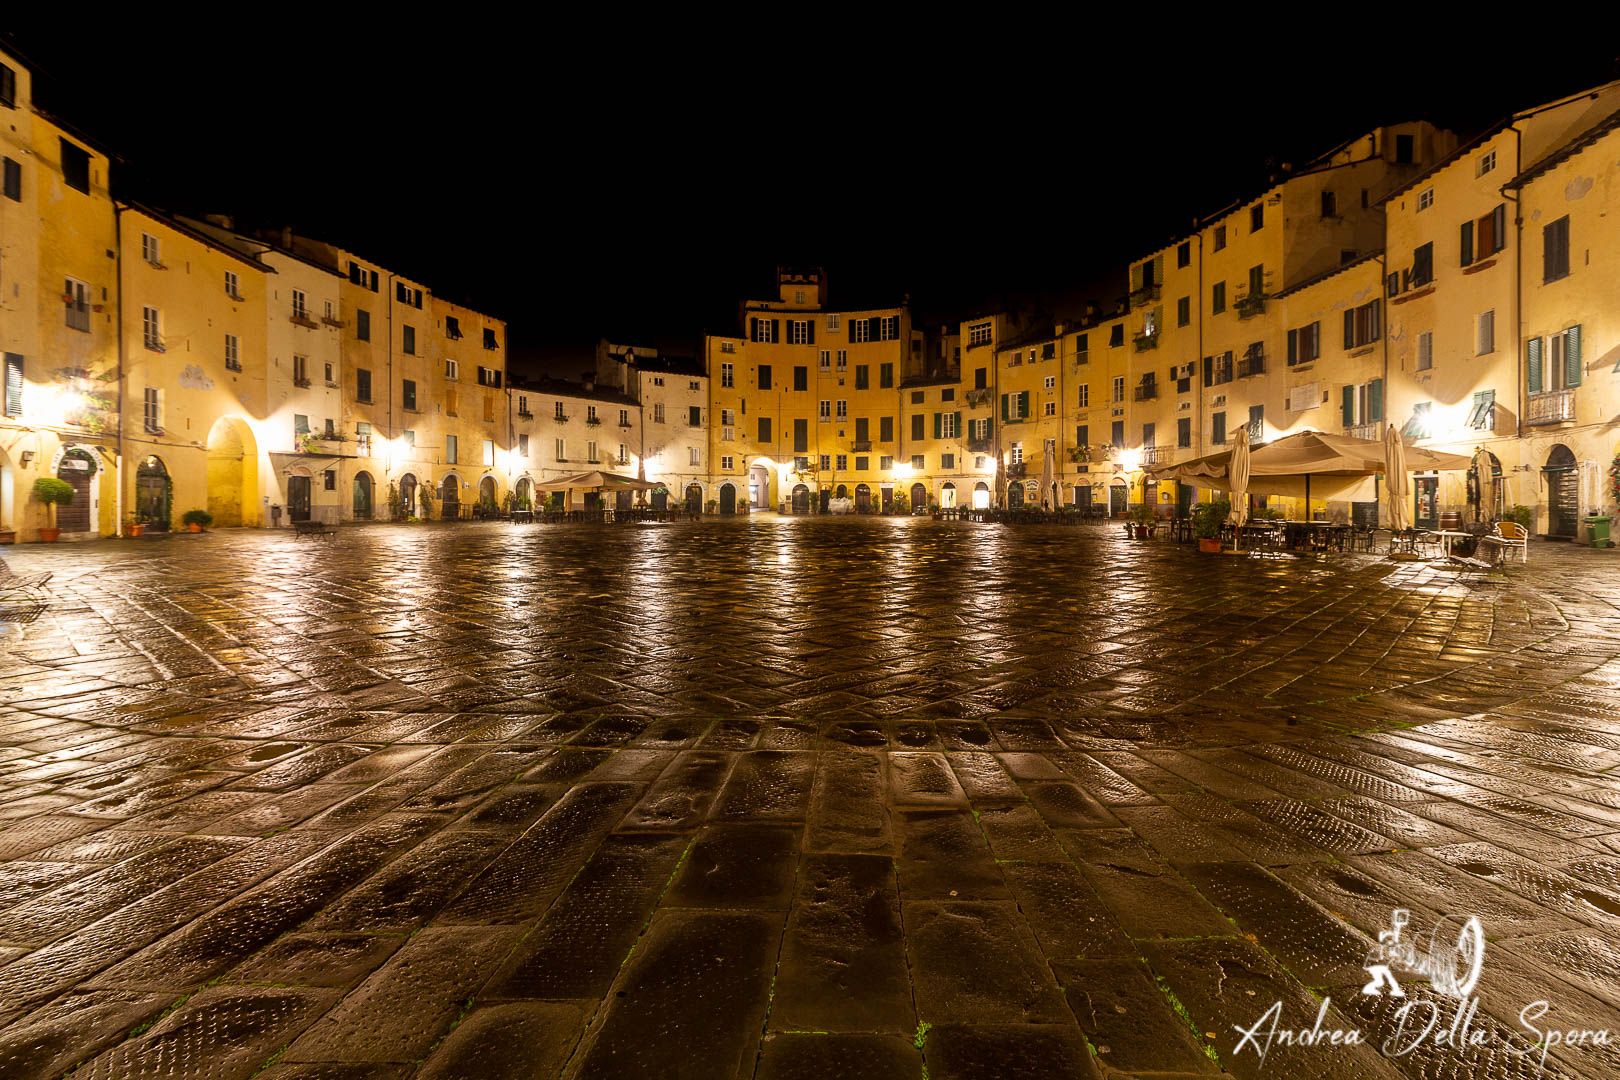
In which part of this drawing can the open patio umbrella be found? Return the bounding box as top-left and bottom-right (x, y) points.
(1228, 426), (1251, 526)
(1385, 424), (1410, 531)
(1147, 429), (1468, 502)
(1040, 445), (1055, 509)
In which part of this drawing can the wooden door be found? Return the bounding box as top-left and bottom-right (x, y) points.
(287, 476), (311, 522)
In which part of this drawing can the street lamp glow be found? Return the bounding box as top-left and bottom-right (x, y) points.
(1120, 448), (1143, 472)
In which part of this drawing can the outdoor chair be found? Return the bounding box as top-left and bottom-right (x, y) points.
(0, 557), (52, 597)
(1480, 521), (1529, 564)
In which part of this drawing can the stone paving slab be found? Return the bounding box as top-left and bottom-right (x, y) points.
(1, 522), (1620, 1077)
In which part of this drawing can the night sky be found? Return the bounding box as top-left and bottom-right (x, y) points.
(6, 23), (1617, 379)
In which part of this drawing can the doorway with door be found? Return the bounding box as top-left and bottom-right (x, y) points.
(56, 448), (96, 533)
(1413, 474), (1438, 530)
(1543, 445), (1578, 539)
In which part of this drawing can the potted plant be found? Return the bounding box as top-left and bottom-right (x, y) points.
(1128, 503), (1157, 539)
(706, 498), (719, 515)
(182, 509), (213, 533)
(1506, 504), (1533, 530)
(32, 477), (74, 542)
(127, 513), (146, 538)
(1192, 499), (1230, 553)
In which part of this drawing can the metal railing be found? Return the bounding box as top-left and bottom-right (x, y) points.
(1141, 445), (1173, 466)
(1132, 382), (1158, 401)
(1344, 422), (1381, 441)
(1526, 389), (1575, 425)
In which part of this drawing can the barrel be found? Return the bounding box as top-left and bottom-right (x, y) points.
(1440, 510), (1461, 531)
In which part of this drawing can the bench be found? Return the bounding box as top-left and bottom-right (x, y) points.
(0, 557), (52, 597)
(292, 520), (337, 539)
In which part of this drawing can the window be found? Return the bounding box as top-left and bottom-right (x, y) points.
(820, 454), (831, 470)
(911, 455), (925, 470)
(758, 417), (772, 444)
(293, 414), (310, 436)
(720, 341), (735, 354)
(968, 323), (992, 347)
(142, 306), (162, 350)
(912, 415), (926, 440)
(1177, 296), (1190, 327)
(1411, 242), (1434, 288)
(357, 368), (372, 403)
(586, 440), (599, 462)
(483, 439), (495, 467)
(348, 262), (378, 290)
(880, 416), (893, 442)
(836, 454), (848, 470)
(836, 400), (847, 421)
(1543, 215), (1571, 282)
(143, 387), (162, 432)
(141, 232), (160, 264)
(1417, 188), (1434, 212)
(1395, 134), (1414, 163)
(292, 289), (308, 320)
(2, 156), (18, 201)
(356, 422), (372, 455)
(516, 433), (529, 457)
(401, 429), (415, 450)
(942, 388), (955, 402)
(402, 379), (418, 410)
(557, 438), (567, 460)
(1341, 301), (1381, 350)
(855, 365), (869, 390)
(1342, 378), (1384, 427)
(942, 453), (955, 469)
(819, 399), (831, 422)
(1077, 384), (1089, 407)
(1462, 204), (1507, 266)
(1466, 389), (1496, 430)
(1043, 375), (1055, 390)
(836, 350), (847, 371)
(880, 363), (893, 388)
(794, 366), (808, 391)
(689, 405), (702, 427)
(721, 362), (734, 388)
(653, 403), (665, 424)
(881, 316), (899, 340)
(1044, 401), (1055, 417)
(3, 353), (20, 418)
(690, 380), (700, 391)
(1405, 401), (1432, 439)
(553, 400), (567, 420)
(402, 326), (416, 355)
(1177, 241), (1191, 268)
(1250, 203), (1263, 232)
(790, 319), (811, 345)
(975, 367), (987, 389)
(476, 366), (502, 388)
(1177, 417), (1191, 448)
(750, 317), (779, 343)
(446, 434), (458, 463)
(483, 328), (499, 350)
(819, 349), (830, 371)
(1211, 281), (1226, 315)
(690, 447), (702, 466)
(793, 418), (808, 452)
(1527, 326), (1582, 392)
(758, 365), (772, 390)
(483, 396), (494, 423)
(1211, 410), (1225, 444)
(618, 408), (629, 427)
(1478, 310), (1495, 355)
(1477, 149), (1496, 177)
(60, 138), (90, 193)
(1213, 225), (1227, 251)
(293, 355), (309, 387)
(1010, 442), (1023, 464)
(1416, 331), (1433, 371)
(0, 63), (13, 108)
(587, 405), (598, 424)
(827, 314), (841, 332)
(224, 334), (240, 372)
(395, 282), (424, 308)
(1112, 376), (1125, 403)
(323, 469), (336, 491)
(220, 270), (240, 300)
(1142, 423), (1155, 448)
(1247, 405), (1263, 441)
(1109, 324), (1124, 347)
(1321, 190), (1337, 218)
(356, 310), (370, 341)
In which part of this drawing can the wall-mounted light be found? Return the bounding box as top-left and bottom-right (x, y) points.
(20, 451), (36, 466)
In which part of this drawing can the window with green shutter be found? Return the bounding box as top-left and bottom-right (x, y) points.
(3, 353), (21, 418)
(1018, 391), (1029, 418)
(1368, 378), (1382, 422)
(1565, 325), (1582, 388)
(1342, 385), (1355, 426)
(1527, 336), (1543, 394)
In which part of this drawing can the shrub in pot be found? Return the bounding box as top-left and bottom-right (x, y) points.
(1192, 499), (1231, 552)
(32, 477), (74, 542)
(182, 509), (214, 532)
(1128, 504), (1157, 538)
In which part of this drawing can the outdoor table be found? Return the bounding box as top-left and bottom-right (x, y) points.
(1430, 529), (1470, 558)
(510, 509), (533, 524)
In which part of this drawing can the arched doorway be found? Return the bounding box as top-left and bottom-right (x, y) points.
(479, 475), (497, 511)
(684, 483), (702, 513)
(399, 473), (418, 519)
(1075, 484), (1092, 508)
(515, 476), (532, 509)
(910, 482), (927, 513)
(719, 483), (736, 514)
(835, 484), (848, 498)
(1544, 445), (1578, 538)
(441, 474), (461, 520)
(971, 481), (989, 509)
(854, 483), (871, 512)
(748, 464), (771, 509)
(205, 417), (256, 527)
(284, 467), (311, 523)
(651, 486), (668, 510)
(353, 471), (374, 520)
(136, 455), (171, 530)
(1109, 481), (1127, 516)
(791, 484), (809, 514)
(56, 448), (97, 533)
(1007, 483), (1024, 508)
(940, 482), (956, 509)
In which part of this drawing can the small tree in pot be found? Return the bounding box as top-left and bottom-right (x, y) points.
(182, 509), (214, 532)
(32, 477), (75, 542)
(1192, 499), (1230, 552)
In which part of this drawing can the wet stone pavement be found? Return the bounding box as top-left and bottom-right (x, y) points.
(2, 518), (1620, 1078)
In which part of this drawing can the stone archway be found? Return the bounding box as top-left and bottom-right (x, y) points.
(399, 473), (419, 520)
(55, 447), (98, 534)
(910, 482), (927, 513)
(136, 455), (172, 530)
(206, 417), (258, 527)
(719, 483), (737, 515)
(441, 474), (462, 520)
(353, 471), (375, 520)
(940, 482), (957, 509)
(1544, 444), (1578, 539)
(972, 481), (989, 509)
(684, 483), (703, 514)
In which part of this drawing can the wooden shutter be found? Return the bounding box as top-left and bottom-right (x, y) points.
(806, 320), (814, 345)
(1460, 220), (1474, 267)
(1526, 336), (1542, 394)
(933, 413), (942, 439)
(869, 317), (881, 342)
(749, 317), (758, 341)
(1566, 325), (1582, 388)
(1476, 212), (1493, 260)
(1001, 393), (1009, 420)
(1019, 391), (1029, 418)
(771, 319), (780, 343)
(1369, 378), (1382, 422)
(4, 353), (21, 417)
(1343, 311), (1355, 350)
(1491, 205), (1505, 255)
(1342, 384), (1355, 426)
(1203, 356), (1213, 386)
(954, 412), (961, 439)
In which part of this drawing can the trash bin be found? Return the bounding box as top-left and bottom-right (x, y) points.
(1586, 515), (1612, 548)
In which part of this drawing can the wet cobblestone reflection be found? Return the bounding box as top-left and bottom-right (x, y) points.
(3, 519), (1620, 1078)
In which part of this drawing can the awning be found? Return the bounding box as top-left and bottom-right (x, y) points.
(269, 451), (348, 472)
(1147, 429), (1472, 500)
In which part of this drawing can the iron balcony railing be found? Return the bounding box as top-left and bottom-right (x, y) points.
(1133, 381), (1158, 401)
(1526, 389), (1575, 425)
(1345, 422), (1381, 441)
(1140, 445), (1173, 466)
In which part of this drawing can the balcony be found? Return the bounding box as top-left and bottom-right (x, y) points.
(1526, 389), (1575, 426)
(1141, 445), (1173, 466)
(1132, 331), (1160, 352)
(1007, 462), (1027, 478)
(289, 312), (320, 329)
(1344, 422), (1381, 441)
(965, 388), (993, 407)
(1235, 294), (1267, 320)
(518, 409), (533, 419)
(1129, 283), (1161, 307)
(293, 376), (312, 389)
(852, 440), (872, 452)
(553, 414), (570, 423)
(1132, 382), (1159, 402)
(1237, 353), (1266, 378)
(967, 437), (992, 453)
(321, 314), (346, 328)
(586, 416), (603, 426)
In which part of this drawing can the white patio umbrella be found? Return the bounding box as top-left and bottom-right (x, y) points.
(1228, 426), (1251, 527)
(994, 452), (1007, 509)
(1471, 451), (1497, 524)
(1040, 445), (1055, 509)
(1385, 423), (1410, 531)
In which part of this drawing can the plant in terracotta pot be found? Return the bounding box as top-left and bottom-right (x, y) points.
(32, 477), (74, 542)
(1128, 503), (1157, 538)
(182, 509), (213, 532)
(1192, 499), (1230, 553)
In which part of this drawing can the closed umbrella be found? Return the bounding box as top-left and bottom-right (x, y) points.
(1472, 451), (1497, 524)
(1040, 445), (1055, 510)
(994, 452), (1007, 509)
(1228, 426), (1251, 527)
(1385, 423), (1409, 532)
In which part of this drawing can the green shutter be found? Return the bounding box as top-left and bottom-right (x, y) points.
(954, 412), (961, 440)
(1019, 391), (1029, 418)
(933, 413), (941, 439)
(985, 418), (993, 439)
(1000, 393), (1008, 421)
(1566, 325), (1582, 388)
(1527, 336), (1543, 394)
(1369, 378), (1383, 422)
(1342, 384), (1354, 426)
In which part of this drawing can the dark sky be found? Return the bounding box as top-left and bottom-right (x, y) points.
(7, 23), (1617, 379)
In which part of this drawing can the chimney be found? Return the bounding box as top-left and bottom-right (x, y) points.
(281, 225), (293, 250)
(582, 372), (596, 392)
(204, 213), (234, 230)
